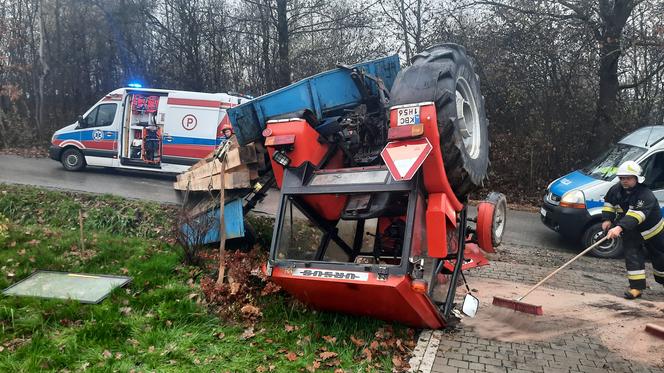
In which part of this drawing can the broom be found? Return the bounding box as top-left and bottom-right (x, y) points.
(493, 235), (610, 315)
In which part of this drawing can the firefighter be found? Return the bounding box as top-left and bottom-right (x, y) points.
(603, 161), (664, 299)
(221, 122), (233, 140)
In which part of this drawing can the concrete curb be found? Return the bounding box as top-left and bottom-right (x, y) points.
(408, 330), (443, 373)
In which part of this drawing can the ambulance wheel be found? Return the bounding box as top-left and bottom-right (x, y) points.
(582, 222), (624, 259)
(389, 44), (489, 201)
(61, 148), (86, 171)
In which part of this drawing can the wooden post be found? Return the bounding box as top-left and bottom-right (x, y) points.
(216, 159), (227, 285)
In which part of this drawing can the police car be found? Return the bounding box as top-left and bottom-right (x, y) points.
(541, 126), (664, 258)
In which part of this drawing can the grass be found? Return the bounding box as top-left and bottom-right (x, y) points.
(0, 184), (413, 372)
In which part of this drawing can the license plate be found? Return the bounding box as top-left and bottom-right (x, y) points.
(396, 106), (420, 126)
(540, 207), (547, 217)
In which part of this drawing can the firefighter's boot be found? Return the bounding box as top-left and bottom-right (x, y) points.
(623, 288), (642, 299)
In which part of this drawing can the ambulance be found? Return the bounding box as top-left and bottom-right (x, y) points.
(49, 87), (250, 173)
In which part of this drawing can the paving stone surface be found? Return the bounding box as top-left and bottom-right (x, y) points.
(431, 242), (664, 373)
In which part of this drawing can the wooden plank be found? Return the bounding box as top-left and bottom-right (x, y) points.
(178, 158), (224, 183)
(226, 145), (258, 171)
(174, 167), (250, 191)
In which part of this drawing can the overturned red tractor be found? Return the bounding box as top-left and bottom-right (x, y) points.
(228, 44), (506, 328)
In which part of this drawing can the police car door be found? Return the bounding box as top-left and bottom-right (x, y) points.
(640, 152), (664, 212)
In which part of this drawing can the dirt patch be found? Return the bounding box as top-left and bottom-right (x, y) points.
(460, 278), (664, 367)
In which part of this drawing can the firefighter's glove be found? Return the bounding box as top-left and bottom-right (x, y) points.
(606, 226), (623, 239)
(601, 220), (612, 232)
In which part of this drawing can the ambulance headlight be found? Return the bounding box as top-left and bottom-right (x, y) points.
(560, 190), (586, 209)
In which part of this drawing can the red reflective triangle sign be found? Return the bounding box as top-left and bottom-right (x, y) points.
(380, 137), (433, 181)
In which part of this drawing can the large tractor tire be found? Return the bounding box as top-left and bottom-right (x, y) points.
(389, 44), (489, 200)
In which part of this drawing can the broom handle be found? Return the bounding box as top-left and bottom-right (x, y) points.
(517, 236), (610, 301)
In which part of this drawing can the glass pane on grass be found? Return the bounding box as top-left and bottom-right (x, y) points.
(2, 271), (131, 304)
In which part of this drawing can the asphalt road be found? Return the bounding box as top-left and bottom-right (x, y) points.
(0, 154), (578, 252)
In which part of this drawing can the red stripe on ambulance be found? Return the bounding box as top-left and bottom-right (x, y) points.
(162, 144), (214, 158)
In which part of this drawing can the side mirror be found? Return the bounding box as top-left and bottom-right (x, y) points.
(461, 293), (479, 318)
(77, 115), (87, 128)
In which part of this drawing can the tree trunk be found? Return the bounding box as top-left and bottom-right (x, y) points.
(589, 0), (635, 149)
(275, 0), (290, 87)
(36, 0), (48, 140)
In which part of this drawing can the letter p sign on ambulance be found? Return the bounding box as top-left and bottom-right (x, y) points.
(182, 114), (197, 130)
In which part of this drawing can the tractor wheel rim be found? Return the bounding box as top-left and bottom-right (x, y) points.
(66, 154), (79, 167)
(455, 77), (481, 159)
(493, 204), (506, 239)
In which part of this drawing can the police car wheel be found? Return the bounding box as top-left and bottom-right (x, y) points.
(61, 148), (86, 171)
(582, 222), (624, 259)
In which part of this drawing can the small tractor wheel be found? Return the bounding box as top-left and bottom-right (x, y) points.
(487, 192), (507, 246)
(389, 44), (489, 201)
(61, 148), (86, 171)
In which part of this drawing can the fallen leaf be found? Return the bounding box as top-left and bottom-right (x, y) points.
(102, 350), (112, 359)
(256, 366), (267, 373)
(285, 324), (299, 332)
(165, 320), (172, 327)
(285, 352), (298, 361)
(120, 267), (129, 274)
(362, 348), (372, 362)
(119, 307), (132, 316)
(194, 358), (201, 365)
(27, 239), (40, 246)
(114, 352), (123, 360)
(148, 346), (155, 353)
(392, 355), (404, 369)
(319, 351), (337, 360)
(324, 359), (340, 367)
(369, 341), (379, 350)
(17, 249), (25, 256)
(269, 364), (275, 371)
(215, 332), (225, 340)
(334, 369), (345, 373)
(240, 327), (255, 340)
(322, 335), (336, 344)
(230, 282), (241, 294)
(350, 335), (364, 347)
(241, 304), (262, 318)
